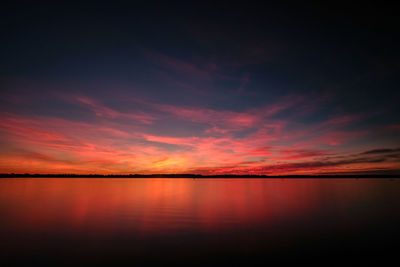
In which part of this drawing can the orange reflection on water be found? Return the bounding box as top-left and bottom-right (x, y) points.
(0, 178), (379, 238)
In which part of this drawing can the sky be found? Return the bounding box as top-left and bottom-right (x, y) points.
(1, 3), (399, 175)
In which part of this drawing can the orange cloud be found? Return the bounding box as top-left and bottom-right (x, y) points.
(0, 94), (398, 175)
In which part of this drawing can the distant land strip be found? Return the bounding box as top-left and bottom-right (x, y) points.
(1, 173), (399, 179)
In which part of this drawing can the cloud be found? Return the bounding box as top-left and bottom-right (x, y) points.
(276, 149), (329, 161)
(360, 147), (400, 155)
(237, 72), (250, 93)
(388, 125), (400, 131)
(77, 97), (155, 124)
(191, 153), (400, 175)
(318, 131), (369, 146)
(151, 94), (303, 134)
(0, 90), (398, 175)
(144, 50), (211, 80)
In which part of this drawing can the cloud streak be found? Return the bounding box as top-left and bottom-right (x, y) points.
(0, 91), (398, 175)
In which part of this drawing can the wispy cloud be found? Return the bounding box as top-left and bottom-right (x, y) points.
(0, 90), (397, 175)
(360, 147), (400, 155)
(77, 97), (155, 124)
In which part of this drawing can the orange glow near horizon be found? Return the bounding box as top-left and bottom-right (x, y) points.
(0, 94), (399, 175)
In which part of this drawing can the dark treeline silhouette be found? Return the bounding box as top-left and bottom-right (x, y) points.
(1, 173), (399, 178)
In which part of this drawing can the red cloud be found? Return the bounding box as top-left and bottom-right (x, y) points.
(0, 91), (396, 175)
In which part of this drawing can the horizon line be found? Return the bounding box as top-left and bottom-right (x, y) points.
(1, 173), (399, 178)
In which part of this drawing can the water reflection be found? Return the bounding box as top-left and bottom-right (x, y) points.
(0, 178), (385, 233)
(0, 178), (399, 264)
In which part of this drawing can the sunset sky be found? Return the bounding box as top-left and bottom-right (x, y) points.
(1, 3), (399, 175)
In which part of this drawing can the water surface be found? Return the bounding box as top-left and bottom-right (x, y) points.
(1, 178), (399, 265)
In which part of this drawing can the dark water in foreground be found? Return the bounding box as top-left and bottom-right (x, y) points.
(1, 178), (400, 265)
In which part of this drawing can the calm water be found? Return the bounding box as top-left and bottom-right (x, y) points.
(1, 178), (400, 265)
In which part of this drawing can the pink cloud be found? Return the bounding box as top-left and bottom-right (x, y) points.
(0, 91), (393, 175)
(318, 131), (368, 146)
(322, 114), (364, 127)
(77, 97), (155, 124)
(152, 95), (300, 133)
(276, 149), (329, 161)
(154, 104), (259, 129)
(388, 124), (400, 131)
(0, 116), (68, 142)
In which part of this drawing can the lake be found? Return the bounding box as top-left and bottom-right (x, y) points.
(1, 178), (399, 265)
